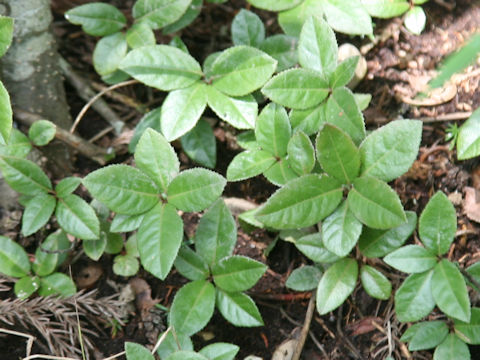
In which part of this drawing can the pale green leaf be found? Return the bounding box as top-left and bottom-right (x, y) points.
(433, 333), (470, 360)
(174, 245), (209, 281)
(231, 9), (265, 47)
(162, 0), (202, 34)
(93, 32), (127, 76)
(0, 236), (30, 278)
(55, 177), (81, 198)
(181, 119), (216, 168)
(14, 276), (40, 300)
(212, 255), (267, 292)
(289, 104), (326, 136)
(247, 0), (303, 11)
(21, 193), (56, 236)
(83, 237), (106, 261)
(259, 35), (298, 72)
(286, 265), (322, 291)
(216, 289), (263, 326)
(360, 265), (391, 300)
(395, 271), (435, 322)
(111, 213), (145, 233)
(65, 3), (126, 36)
(113, 255), (140, 277)
(457, 107), (480, 160)
(28, 120), (56, 147)
(38, 273), (76, 297)
(0, 81), (11, 144)
(287, 131), (315, 175)
(322, 0), (373, 35)
(33, 230), (70, 276)
(360, 0), (409, 18)
(384, 245), (437, 273)
(401, 321), (449, 351)
(125, 342), (154, 360)
(199, 343), (239, 360)
(263, 158), (299, 186)
(330, 56), (359, 89)
(129, 107), (162, 153)
(0, 155), (52, 195)
(132, 0), (192, 30)
(295, 233), (341, 263)
(404, 6), (426, 35)
(278, 0), (324, 37)
(56, 194), (100, 240)
(454, 307), (480, 345)
(0, 16), (13, 58)
(255, 103), (291, 157)
(126, 22), (155, 49)
(226, 150), (276, 181)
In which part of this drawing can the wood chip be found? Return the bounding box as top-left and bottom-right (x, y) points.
(463, 187), (480, 223)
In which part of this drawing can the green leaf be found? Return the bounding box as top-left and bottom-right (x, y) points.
(93, 32), (127, 76)
(359, 211), (417, 258)
(404, 6), (426, 35)
(126, 22), (156, 49)
(181, 119), (216, 168)
(290, 104), (326, 136)
(263, 158), (299, 186)
(347, 176), (406, 229)
(103, 223), (123, 254)
(113, 255), (140, 277)
(360, 0), (409, 18)
(209, 46), (277, 97)
(226, 150), (276, 181)
(157, 331), (193, 359)
(262, 68), (329, 110)
(174, 245), (210, 281)
(316, 123), (360, 184)
(125, 235), (139, 257)
(160, 82), (208, 141)
(0, 16), (13, 58)
(167, 168), (226, 212)
(256, 174), (343, 229)
(457, 107), (480, 160)
(419, 191), (456, 255)
(287, 131), (315, 175)
(255, 103), (291, 157)
(21, 193), (56, 236)
(38, 273), (76, 297)
(259, 35), (298, 72)
(56, 194), (100, 240)
(216, 289), (263, 326)
(14, 276), (40, 300)
(132, 0), (192, 30)
(316, 258), (358, 314)
(212, 255), (267, 292)
(432, 259), (471, 322)
(83, 237), (106, 261)
(129, 107), (162, 153)
(137, 203), (183, 280)
(65, 3), (126, 36)
(322, 201), (363, 257)
(119, 45), (202, 91)
(433, 333), (470, 360)
(330, 56), (359, 89)
(195, 199), (236, 266)
(247, 0), (303, 11)
(231, 9), (265, 47)
(170, 280), (215, 336)
(111, 213), (145, 233)
(455, 307), (480, 345)
(135, 128), (179, 192)
(125, 342), (155, 360)
(395, 271), (435, 322)
(384, 245), (437, 273)
(322, 0), (373, 35)
(0, 155), (52, 195)
(400, 321), (449, 351)
(295, 233), (341, 263)
(360, 265), (391, 300)
(354, 93), (372, 111)
(298, 16), (337, 78)
(83, 164), (159, 215)
(33, 231), (70, 277)
(0, 81), (11, 144)
(0, 129), (31, 158)
(55, 177), (82, 198)
(206, 86), (258, 129)
(325, 87), (366, 145)
(101, 70), (130, 85)
(286, 265), (322, 291)
(199, 343), (239, 360)
(28, 120), (56, 147)
(166, 351), (208, 360)
(278, 0), (324, 37)
(0, 236), (31, 277)
(360, 119), (422, 182)
(236, 131), (258, 150)
(162, 0), (202, 34)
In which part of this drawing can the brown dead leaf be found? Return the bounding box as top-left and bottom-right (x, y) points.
(75, 263), (102, 289)
(464, 187), (480, 223)
(346, 316), (383, 336)
(129, 278), (159, 313)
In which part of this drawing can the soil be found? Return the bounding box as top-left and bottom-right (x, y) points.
(2, 0), (480, 359)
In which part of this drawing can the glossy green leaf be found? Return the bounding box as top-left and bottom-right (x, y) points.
(199, 342), (239, 360)
(65, 3), (126, 36)
(432, 259), (470, 322)
(216, 289), (263, 327)
(247, 0), (302, 11)
(0, 155), (52, 195)
(360, 119), (422, 182)
(38, 273), (76, 297)
(111, 213), (145, 233)
(457, 107), (480, 160)
(395, 271), (435, 322)
(83, 164), (159, 215)
(181, 119), (216, 168)
(212, 255), (267, 292)
(404, 6), (426, 35)
(0, 16), (13, 58)
(56, 194), (99, 240)
(125, 235), (139, 257)
(256, 174), (343, 229)
(236, 131), (258, 150)
(455, 307), (480, 345)
(255, 103), (291, 157)
(433, 333), (470, 360)
(167, 168), (226, 212)
(330, 56), (359, 89)
(129, 107), (162, 153)
(93, 32), (127, 76)
(226, 150), (276, 181)
(119, 45), (202, 91)
(316, 258), (358, 315)
(354, 93), (372, 111)
(359, 211), (417, 257)
(157, 331), (193, 359)
(322, 0), (373, 35)
(262, 69), (329, 110)
(289, 104), (326, 136)
(316, 124), (360, 183)
(298, 16), (337, 78)
(360, 265), (391, 300)
(0, 236), (30, 277)
(259, 35), (298, 72)
(0, 129), (31, 158)
(360, 0), (409, 18)
(103, 225), (123, 254)
(160, 82), (208, 141)
(400, 321), (449, 351)
(322, 201), (363, 257)
(55, 177), (81, 198)
(325, 87), (366, 145)
(14, 276), (40, 300)
(206, 86), (258, 129)
(278, 0), (324, 37)
(348, 176), (406, 229)
(32, 230), (70, 277)
(210, 46), (277, 97)
(287, 131), (315, 175)
(286, 265), (322, 291)
(126, 22), (155, 49)
(0, 82), (11, 144)
(170, 280), (215, 336)
(21, 193), (56, 236)
(132, 0), (192, 30)
(101, 69), (130, 85)
(125, 342), (154, 360)
(162, 0), (202, 34)
(83, 237), (106, 261)
(137, 203), (183, 279)
(174, 245), (209, 281)
(263, 158), (299, 186)
(113, 255), (140, 277)
(28, 120), (56, 146)
(231, 9), (265, 47)
(195, 199), (236, 266)
(166, 351), (208, 360)
(384, 245), (437, 273)
(295, 233), (341, 263)
(419, 191), (456, 255)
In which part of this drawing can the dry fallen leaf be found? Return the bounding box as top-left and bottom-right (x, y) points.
(346, 316), (383, 336)
(464, 187), (480, 223)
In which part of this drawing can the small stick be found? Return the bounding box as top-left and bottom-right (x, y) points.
(0, 328), (35, 357)
(419, 111), (472, 123)
(91, 81), (146, 112)
(152, 327), (172, 354)
(292, 292), (316, 360)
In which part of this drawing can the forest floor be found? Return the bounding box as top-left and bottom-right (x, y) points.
(2, 0), (480, 359)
